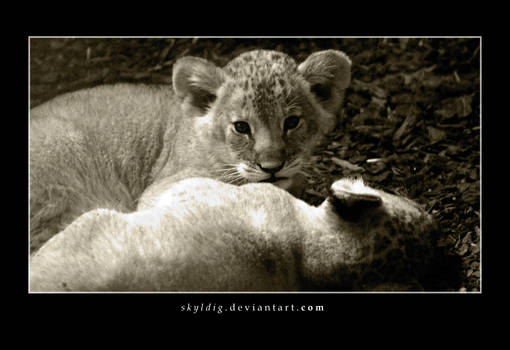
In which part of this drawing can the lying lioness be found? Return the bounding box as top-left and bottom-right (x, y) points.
(29, 177), (437, 292)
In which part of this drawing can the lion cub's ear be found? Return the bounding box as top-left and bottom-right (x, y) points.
(328, 177), (382, 222)
(172, 56), (227, 115)
(298, 50), (351, 131)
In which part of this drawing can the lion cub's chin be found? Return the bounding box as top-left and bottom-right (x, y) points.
(263, 174), (308, 198)
(237, 165), (290, 189)
(265, 177), (293, 190)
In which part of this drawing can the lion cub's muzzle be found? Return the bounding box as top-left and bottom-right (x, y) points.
(257, 160), (285, 175)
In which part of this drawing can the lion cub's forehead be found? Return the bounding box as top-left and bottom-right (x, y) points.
(224, 50), (298, 78)
(223, 50), (304, 117)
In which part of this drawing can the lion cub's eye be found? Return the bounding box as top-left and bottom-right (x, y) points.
(284, 115), (301, 131)
(233, 121), (251, 134)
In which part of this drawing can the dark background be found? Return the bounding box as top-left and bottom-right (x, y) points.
(29, 37), (481, 292)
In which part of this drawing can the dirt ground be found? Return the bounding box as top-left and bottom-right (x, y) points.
(29, 37), (481, 292)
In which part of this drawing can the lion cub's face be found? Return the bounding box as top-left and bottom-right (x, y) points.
(172, 50), (351, 189)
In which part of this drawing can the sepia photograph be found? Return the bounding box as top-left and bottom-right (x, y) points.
(28, 37), (481, 296)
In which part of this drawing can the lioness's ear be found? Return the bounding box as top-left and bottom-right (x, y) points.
(172, 56), (227, 114)
(298, 50), (351, 124)
(327, 177), (382, 222)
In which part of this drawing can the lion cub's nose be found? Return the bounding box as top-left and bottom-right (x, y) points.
(257, 161), (285, 175)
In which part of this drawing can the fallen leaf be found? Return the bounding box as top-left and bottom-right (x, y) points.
(372, 170), (391, 182)
(367, 161), (386, 174)
(427, 126), (447, 143)
(370, 96), (386, 110)
(331, 157), (365, 172)
(458, 243), (469, 256)
(351, 79), (388, 99)
(435, 95), (473, 119)
(390, 93), (415, 105)
(393, 112), (418, 141)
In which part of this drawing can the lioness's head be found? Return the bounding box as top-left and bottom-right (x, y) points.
(172, 49), (351, 189)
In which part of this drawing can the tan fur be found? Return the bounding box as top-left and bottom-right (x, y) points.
(30, 177), (437, 292)
(30, 50), (351, 253)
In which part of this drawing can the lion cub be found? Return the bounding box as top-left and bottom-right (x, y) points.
(30, 49), (351, 252)
(30, 177), (437, 292)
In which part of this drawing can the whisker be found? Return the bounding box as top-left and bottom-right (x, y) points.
(298, 169), (314, 178)
(213, 165), (240, 171)
(242, 168), (262, 176)
(286, 158), (302, 170)
(214, 169), (239, 176)
(211, 166), (239, 174)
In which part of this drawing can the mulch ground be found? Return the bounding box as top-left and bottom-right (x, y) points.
(30, 37), (481, 292)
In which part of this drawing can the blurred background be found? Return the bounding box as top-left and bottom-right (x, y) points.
(29, 37), (481, 291)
